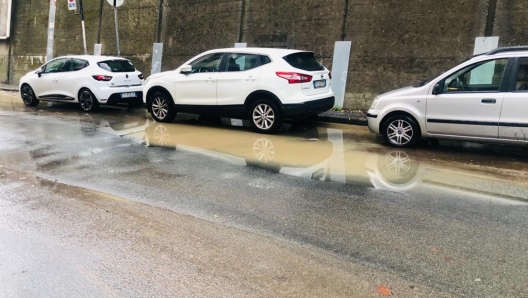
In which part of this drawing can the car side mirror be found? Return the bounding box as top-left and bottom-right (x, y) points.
(432, 83), (442, 95)
(36, 69), (43, 78)
(180, 65), (192, 75)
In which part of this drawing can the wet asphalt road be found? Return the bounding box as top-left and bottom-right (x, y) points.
(1, 91), (528, 297)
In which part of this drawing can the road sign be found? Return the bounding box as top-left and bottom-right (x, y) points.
(106, 0), (124, 7)
(68, 0), (78, 11)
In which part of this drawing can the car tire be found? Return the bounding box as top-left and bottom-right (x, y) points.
(20, 84), (39, 107)
(382, 115), (420, 148)
(149, 92), (176, 123)
(78, 88), (100, 112)
(249, 99), (283, 134)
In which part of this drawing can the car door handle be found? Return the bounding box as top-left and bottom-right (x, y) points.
(481, 98), (496, 104)
(52, 79), (58, 83)
(246, 76), (256, 81)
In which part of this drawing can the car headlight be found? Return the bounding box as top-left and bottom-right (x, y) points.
(370, 97), (380, 109)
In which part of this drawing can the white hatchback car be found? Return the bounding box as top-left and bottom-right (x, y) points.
(143, 48), (334, 133)
(19, 55), (144, 112)
(367, 46), (528, 147)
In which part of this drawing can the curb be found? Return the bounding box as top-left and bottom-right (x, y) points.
(316, 111), (368, 126)
(0, 85), (18, 92)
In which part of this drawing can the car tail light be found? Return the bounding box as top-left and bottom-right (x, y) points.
(276, 72), (312, 84)
(138, 73), (144, 80)
(92, 75), (113, 81)
(328, 72), (332, 80)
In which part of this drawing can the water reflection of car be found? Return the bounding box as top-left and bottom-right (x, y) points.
(143, 121), (334, 177)
(98, 112), (151, 138)
(365, 150), (528, 205)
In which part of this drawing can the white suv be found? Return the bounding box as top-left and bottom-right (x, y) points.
(143, 48), (334, 133)
(367, 46), (528, 147)
(19, 55), (144, 112)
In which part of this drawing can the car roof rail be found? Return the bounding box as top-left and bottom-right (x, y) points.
(485, 46), (528, 56)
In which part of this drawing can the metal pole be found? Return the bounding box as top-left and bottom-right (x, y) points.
(114, 3), (120, 57)
(80, 0), (87, 55)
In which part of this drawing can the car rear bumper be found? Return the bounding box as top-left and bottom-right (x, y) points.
(94, 86), (143, 105)
(104, 92), (144, 106)
(282, 96), (335, 119)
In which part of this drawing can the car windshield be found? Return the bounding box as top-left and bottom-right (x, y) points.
(283, 52), (325, 71)
(97, 60), (136, 72)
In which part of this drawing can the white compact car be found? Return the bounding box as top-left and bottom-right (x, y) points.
(143, 48), (334, 134)
(367, 46), (528, 148)
(19, 55), (144, 112)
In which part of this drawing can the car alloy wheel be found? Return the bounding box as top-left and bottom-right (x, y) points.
(386, 119), (414, 146)
(249, 99), (282, 134)
(79, 90), (96, 111)
(148, 92), (176, 123)
(152, 96), (169, 120)
(253, 104), (275, 130)
(382, 115), (420, 148)
(21, 85), (39, 107)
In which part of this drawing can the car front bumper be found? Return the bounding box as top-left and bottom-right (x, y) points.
(282, 96), (335, 119)
(366, 109), (381, 134)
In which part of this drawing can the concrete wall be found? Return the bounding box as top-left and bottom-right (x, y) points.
(8, 0), (48, 85)
(0, 41), (9, 83)
(5, 0), (528, 109)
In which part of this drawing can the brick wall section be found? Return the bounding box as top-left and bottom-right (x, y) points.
(161, 0), (242, 71)
(5, 0), (528, 109)
(54, 0), (101, 57)
(494, 0), (528, 46)
(244, 0), (345, 68)
(345, 0), (486, 109)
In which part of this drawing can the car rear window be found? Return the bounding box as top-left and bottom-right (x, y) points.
(97, 60), (136, 72)
(283, 52), (324, 71)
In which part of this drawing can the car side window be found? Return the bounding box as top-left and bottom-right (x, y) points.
(189, 53), (224, 73)
(225, 53), (260, 72)
(442, 58), (508, 93)
(69, 59), (89, 71)
(514, 58), (528, 91)
(260, 55), (272, 66)
(42, 58), (68, 74)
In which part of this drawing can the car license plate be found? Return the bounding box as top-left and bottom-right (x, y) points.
(120, 92), (137, 98)
(313, 80), (326, 89)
